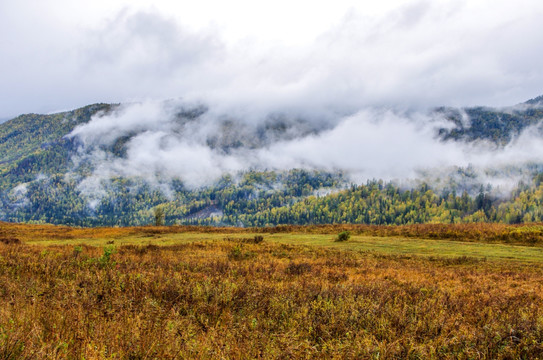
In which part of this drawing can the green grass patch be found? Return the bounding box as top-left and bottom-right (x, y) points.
(25, 231), (543, 263)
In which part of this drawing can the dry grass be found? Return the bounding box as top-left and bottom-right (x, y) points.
(4, 221), (543, 246)
(1, 237), (543, 359)
(259, 223), (543, 245)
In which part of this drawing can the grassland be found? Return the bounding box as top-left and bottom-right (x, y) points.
(1, 222), (543, 358)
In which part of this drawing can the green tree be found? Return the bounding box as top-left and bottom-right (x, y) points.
(154, 207), (164, 226)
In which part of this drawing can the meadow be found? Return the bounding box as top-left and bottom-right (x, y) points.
(1, 222), (543, 358)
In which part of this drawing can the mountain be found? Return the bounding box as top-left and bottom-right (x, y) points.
(435, 96), (543, 144)
(1, 97), (543, 226)
(0, 103), (116, 189)
(525, 95), (543, 106)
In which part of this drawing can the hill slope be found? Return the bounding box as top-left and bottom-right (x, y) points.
(0, 103), (116, 189)
(0, 97), (543, 226)
(435, 95), (543, 144)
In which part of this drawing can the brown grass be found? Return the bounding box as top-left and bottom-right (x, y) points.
(1, 239), (543, 359)
(3, 221), (543, 246)
(0, 237), (20, 245)
(258, 223), (543, 245)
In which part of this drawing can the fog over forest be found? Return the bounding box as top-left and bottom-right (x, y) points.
(2, 1), (543, 225)
(65, 98), (543, 197)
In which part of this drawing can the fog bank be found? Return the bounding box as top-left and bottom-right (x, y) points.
(68, 100), (543, 196)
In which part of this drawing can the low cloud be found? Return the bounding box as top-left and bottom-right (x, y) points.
(68, 99), (543, 198)
(3, 1), (543, 201)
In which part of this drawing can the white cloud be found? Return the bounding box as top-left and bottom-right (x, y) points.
(1, 1), (543, 118)
(2, 0), (543, 196)
(68, 99), (543, 197)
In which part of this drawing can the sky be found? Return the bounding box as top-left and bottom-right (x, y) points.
(2, 0), (543, 119)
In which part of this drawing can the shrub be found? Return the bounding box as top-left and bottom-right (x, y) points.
(285, 262), (312, 275)
(228, 245), (255, 260)
(72, 245), (83, 258)
(224, 235), (264, 244)
(335, 231), (351, 242)
(229, 245), (243, 260)
(154, 207), (164, 226)
(0, 237), (21, 245)
(98, 246), (116, 268)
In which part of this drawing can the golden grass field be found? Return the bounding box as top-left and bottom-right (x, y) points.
(1, 222), (543, 358)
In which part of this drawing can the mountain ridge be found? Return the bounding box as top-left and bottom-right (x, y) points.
(1, 96), (543, 226)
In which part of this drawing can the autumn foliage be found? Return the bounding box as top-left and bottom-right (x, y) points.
(3, 221), (543, 246)
(0, 234), (542, 357)
(1, 222), (543, 358)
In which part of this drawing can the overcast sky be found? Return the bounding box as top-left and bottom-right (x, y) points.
(1, 0), (543, 118)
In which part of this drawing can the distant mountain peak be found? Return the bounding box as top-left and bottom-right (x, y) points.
(524, 94), (543, 106)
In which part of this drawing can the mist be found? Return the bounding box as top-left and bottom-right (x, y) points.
(67, 99), (543, 198)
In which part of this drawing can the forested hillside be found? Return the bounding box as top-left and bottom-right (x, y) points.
(1, 97), (543, 226)
(435, 94), (543, 144)
(0, 103), (116, 189)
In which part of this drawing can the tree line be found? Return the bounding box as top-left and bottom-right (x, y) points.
(2, 169), (543, 227)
